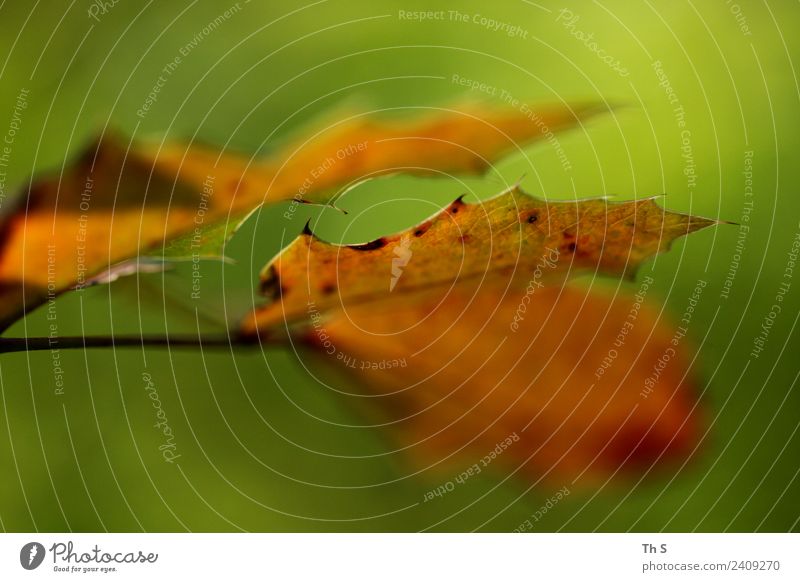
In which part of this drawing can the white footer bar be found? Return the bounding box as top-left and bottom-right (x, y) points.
(0, 533), (796, 580)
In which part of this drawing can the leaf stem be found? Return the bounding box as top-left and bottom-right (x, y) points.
(0, 333), (270, 354)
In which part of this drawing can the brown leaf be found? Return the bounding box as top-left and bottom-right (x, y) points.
(298, 282), (702, 484)
(241, 186), (715, 334)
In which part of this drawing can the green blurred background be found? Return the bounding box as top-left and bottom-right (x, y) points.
(0, 0), (798, 531)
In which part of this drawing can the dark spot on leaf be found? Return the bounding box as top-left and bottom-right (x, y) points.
(414, 223), (431, 237)
(351, 238), (387, 251)
(322, 283), (337, 295)
(260, 266), (283, 300)
(567, 242), (577, 252)
(527, 212), (539, 224)
(460, 234), (471, 243)
(449, 195), (466, 214)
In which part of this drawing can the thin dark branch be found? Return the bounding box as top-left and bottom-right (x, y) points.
(0, 333), (274, 354)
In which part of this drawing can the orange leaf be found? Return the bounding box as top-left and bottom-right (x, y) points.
(241, 186), (715, 335)
(299, 282), (702, 484)
(0, 103), (603, 330)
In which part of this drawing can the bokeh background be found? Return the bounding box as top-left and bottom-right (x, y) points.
(0, 0), (798, 531)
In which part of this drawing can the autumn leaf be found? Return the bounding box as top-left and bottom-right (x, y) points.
(297, 283), (701, 484)
(239, 185), (716, 482)
(0, 102), (603, 330)
(0, 98), (717, 484)
(241, 186), (716, 335)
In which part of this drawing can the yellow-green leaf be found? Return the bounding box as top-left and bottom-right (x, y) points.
(241, 186), (716, 335)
